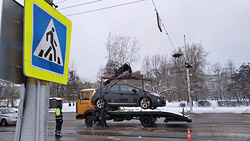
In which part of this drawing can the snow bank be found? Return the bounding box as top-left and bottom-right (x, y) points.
(160, 101), (250, 114)
(49, 103), (76, 113)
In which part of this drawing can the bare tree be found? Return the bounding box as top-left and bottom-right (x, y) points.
(0, 81), (20, 107)
(183, 43), (208, 101)
(104, 33), (140, 76)
(50, 63), (84, 102)
(142, 54), (174, 100)
(212, 62), (225, 100)
(223, 59), (236, 100)
(141, 42), (208, 102)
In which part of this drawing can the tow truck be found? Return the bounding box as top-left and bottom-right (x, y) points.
(76, 63), (192, 127)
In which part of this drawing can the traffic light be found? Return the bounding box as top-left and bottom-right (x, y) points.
(172, 53), (182, 58)
(185, 63), (192, 68)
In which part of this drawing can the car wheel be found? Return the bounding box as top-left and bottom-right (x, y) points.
(96, 99), (105, 108)
(1, 119), (8, 126)
(85, 115), (93, 127)
(140, 98), (151, 109)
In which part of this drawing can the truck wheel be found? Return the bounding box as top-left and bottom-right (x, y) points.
(140, 98), (151, 109)
(140, 115), (154, 127)
(96, 99), (105, 108)
(1, 119), (7, 126)
(85, 115), (93, 127)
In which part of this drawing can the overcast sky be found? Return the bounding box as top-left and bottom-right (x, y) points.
(17, 0), (250, 81)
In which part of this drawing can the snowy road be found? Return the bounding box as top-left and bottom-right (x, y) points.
(1, 113), (250, 140)
(47, 113), (250, 140)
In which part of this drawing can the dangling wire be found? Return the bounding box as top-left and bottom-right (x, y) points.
(151, 0), (176, 50)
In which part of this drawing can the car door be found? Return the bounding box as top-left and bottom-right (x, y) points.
(119, 84), (138, 106)
(77, 90), (95, 115)
(104, 84), (120, 105)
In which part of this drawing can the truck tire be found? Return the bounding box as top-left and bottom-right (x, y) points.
(140, 115), (154, 127)
(85, 115), (93, 127)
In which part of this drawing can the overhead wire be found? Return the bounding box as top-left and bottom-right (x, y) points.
(56, 0), (69, 4)
(65, 0), (146, 17)
(58, 0), (102, 10)
(151, 0), (176, 50)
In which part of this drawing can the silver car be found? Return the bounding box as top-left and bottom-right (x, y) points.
(0, 108), (17, 126)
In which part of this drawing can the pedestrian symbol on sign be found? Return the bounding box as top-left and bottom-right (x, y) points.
(34, 19), (63, 66)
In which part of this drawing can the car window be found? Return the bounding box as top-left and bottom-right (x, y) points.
(8, 108), (15, 113)
(81, 92), (90, 100)
(105, 85), (111, 90)
(0, 109), (5, 114)
(0, 108), (15, 114)
(109, 85), (119, 91)
(120, 85), (139, 92)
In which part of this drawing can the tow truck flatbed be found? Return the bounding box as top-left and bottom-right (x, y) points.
(78, 108), (192, 127)
(107, 110), (192, 123)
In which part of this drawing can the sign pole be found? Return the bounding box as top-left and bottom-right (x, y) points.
(15, 78), (50, 141)
(16, 0), (71, 139)
(15, 0), (54, 140)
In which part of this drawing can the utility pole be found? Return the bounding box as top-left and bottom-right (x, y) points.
(184, 35), (193, 113)
(185, 63), (193, 112)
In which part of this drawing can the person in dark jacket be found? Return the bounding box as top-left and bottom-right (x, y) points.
(55, 103), (63, 138)
(100, 105), (108, 128)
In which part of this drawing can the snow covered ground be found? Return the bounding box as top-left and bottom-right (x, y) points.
(49, 101), (250, 114)
(160, 101), (250, 114)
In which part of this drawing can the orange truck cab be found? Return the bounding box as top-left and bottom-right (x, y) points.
(76, 89), (96, 119)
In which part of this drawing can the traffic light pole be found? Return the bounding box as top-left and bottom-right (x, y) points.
(186, 67), (193, 113)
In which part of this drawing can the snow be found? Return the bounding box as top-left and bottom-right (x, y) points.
(159, 101), (250, 114)
(49, 103), (76, 113)
(49, 101), (250, 114)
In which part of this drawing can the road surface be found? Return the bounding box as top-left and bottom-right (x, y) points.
(1, 113), (250, 140)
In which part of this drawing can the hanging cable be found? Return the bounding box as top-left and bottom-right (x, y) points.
(162, 24), (176, 50)
(65, 0), (146, 17)
(151, 0), (176, 50)
(58, 0), (102, 10)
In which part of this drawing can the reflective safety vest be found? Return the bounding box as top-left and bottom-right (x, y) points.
(55, 108), (62, 119)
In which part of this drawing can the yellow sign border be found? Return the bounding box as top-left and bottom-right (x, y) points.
(24, 0), (72, 84)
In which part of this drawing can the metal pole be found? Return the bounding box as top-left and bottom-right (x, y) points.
(40, 80), (50, 141)
(18, 78), (37, 141)
(14, 84), (25, 141)
(186, 68), (193, 113)
(36, 79), (40, 141)
(15, 79), (50, 141)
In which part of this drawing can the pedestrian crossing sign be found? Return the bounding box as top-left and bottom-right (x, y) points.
(24, 0), (72, 84)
